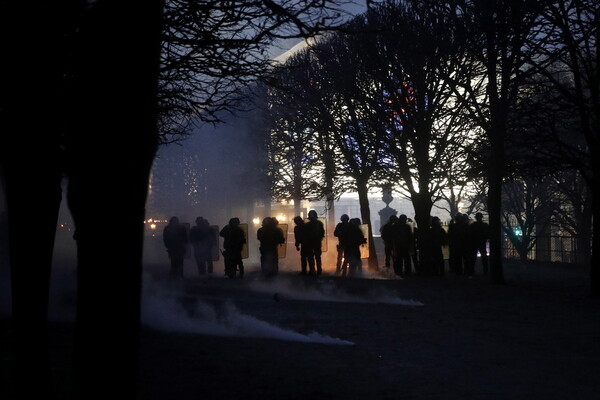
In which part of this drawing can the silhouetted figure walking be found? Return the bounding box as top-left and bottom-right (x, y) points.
(429, 216), (448, 276)
(304, 210), (325, 276)
(257, 217), (285, 277)
(220, 217), (246, 279)
(393, 214), (414, 276)
(294, 216), (310, 275)
(469, 212), (490, 275)
(334, 214), (350, 274)
(345, 218), (367, 276)
(163, 216), (188, 279)
(449, 213), (470, 275)
(380, 214), (398, 270)
(190, 216), (216, 276)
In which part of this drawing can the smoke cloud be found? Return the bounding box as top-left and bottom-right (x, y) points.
(248, 277), (425, 307)
(141, 276), (354, 345)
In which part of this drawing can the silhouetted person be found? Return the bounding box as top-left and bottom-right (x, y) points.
(293, 216), (310, 275)
(334, 214), (350, 274)
(408, 217), (420, 274)
(220, 217), (246, 279)
(469, 212), (490, 275)
(190, 216), (216, 277)
(304, 210), (325, 276)
(429, 216), (449, 276)
(393, 214), (413, 276)
(163, 216), (188, 279)
(345, 218), (367, 276)
(380, 214), (398, 270)
(449, 213), (470, 275)
(257, 217), (285, 277)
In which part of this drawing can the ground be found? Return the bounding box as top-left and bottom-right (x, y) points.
(2, 259), (599, 399)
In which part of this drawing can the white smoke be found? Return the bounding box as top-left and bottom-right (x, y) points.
(248, 277), (425, 307)
(141, 276), (355, 345)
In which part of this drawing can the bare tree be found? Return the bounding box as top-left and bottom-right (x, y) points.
(442, 0), (547, 284)
(524, 0), (600, 296)
(501, 176), (557, 262)
(0, 1), (356, 397)
(355, 1), (481, 238)
(159, 0), (349, 139)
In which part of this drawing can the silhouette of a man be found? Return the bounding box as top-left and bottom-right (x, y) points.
(257, 217), (285, 277)
(469, 212), (490, 275)
(220, 217), (246, 278)
(163, 216), (188, 279)
(393, 214), (413, 276)
(334, 214), (350, 274)
(345, 218), (367, 276)
(380, 214), (398, 270)
(429, 216), (448, 276)
(294, 216), (309, 275)
(304, 210), (325, 276)
(190, 216), (216, 276)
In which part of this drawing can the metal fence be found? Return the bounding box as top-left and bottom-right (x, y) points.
(502, 235), (580, 264)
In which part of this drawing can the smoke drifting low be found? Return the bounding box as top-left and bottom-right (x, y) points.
(141, 276), (354, 345)
(248, 277), (425, 307)
(1, 264), (423, 346)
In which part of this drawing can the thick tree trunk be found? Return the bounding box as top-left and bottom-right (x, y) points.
(590, 154), (600, 298)
(3, 160), (62, 400)
(1, 2), (80, 398)
(487, 148), (505, 285)
(411, 193), (433, 274)
(66, 2), (164, 399)
(356, 178), (378, 270)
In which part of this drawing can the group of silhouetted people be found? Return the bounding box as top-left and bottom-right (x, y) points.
(379, 212), (489, 277)
(380, 214), (417, 276)
(333, 214), (368, 277)
(447, 212), (490, 276)
(162, 215), (219, 279)
(162, 210), (489, 280)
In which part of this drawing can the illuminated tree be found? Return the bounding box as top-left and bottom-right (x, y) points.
(354, 0), (482, 239)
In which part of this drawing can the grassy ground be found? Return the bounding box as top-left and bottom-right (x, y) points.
(2, 259), (599, 399)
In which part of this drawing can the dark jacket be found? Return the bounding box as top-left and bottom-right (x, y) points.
(220, 224), (245, 254)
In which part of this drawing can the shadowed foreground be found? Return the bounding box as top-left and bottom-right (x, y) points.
(2, 260), (599, 399)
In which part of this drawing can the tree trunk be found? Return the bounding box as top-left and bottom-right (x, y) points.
(66, 2), (165, 399)
(411, 192), (433, 274)
(590, 153), (600, 298)
(0, 2), (80, 397)
(487, 147), (505, 284)
(356, 177), (378, 270)
(3, 160), (62, 399)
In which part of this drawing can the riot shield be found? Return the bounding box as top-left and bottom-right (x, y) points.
(359, 224), (370, 259)
(240, 223), (249, 259)
(210, 225), (220, 261)
(277, 223), (288, 258)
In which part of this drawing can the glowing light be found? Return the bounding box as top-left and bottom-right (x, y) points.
(277, 215), (287, 222)
(252, 217), (260, 225)
(150, 223), (157, 230)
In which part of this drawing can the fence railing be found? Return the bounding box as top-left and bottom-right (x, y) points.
(502, 235), (581, 264)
